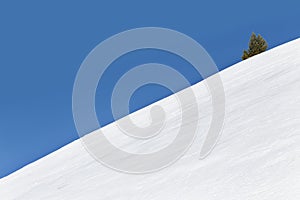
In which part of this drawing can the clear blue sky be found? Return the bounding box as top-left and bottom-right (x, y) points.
(0, 0), (299, 178)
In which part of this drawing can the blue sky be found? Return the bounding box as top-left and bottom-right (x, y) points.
(0, 0), (299, 178)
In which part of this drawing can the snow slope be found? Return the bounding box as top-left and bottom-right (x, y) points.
(1, 39), (300, 200)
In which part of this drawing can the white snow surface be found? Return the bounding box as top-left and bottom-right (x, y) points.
(1, 39), (300, 200)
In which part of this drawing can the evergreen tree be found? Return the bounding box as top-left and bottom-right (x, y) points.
(242, 33), (268, 60)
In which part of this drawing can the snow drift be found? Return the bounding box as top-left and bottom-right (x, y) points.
(1, 38), (300, 200)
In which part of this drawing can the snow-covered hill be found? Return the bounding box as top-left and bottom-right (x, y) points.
(1, 39), (300, 200)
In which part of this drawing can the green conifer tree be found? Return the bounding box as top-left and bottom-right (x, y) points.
(242, 33), (268, 60)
